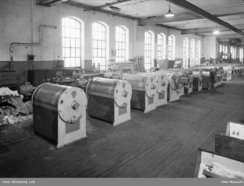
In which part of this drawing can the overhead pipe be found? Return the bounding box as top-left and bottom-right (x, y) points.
(166, 0), (244, 37)
(9, 24), (57, 70)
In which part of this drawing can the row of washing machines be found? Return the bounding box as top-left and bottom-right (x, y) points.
(31, 63), (244, 148)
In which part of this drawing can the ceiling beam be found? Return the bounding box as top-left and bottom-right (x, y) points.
(96, 0), (131, 9)
(138, 3), (244, 27)
(182, 24), (244, 35)
(64, 0), (138, 20)
(139, 12), (201, 26)
(37, 0), (69, 7)
(155, 24), (182, 31)
(217, 38), (244, 43)
(166, 0), (244, 36)
(165, 0), (244, 36)
(216, 34), (244, 39)
(163, 14), (244, 28)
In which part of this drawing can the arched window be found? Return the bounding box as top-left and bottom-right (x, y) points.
(240, 48), (243, 62)
(231, 46), (234, 59)
(224, 46), (228, 59)
(157, 33), (166, 60)
(195, 40), (201, 65)
(144, 31), (154, 70)
(168, 35), (175, 60)
(92, 22), (109, 70)
(219, 45), (223, 53)
(62, 17), (83, 67)
(183, 38), (189, 67)
(115, 25), (128, 62)
(189, 39), (195, 67)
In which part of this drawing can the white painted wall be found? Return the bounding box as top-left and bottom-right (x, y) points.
(135, 25), (203, 60)
(0, 0), (207, 69)
(0, 0), (135, 67)
(202, 36), (217, 59)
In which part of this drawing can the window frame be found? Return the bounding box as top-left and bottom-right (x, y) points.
(195, 40), (201, 66)
(157, 33), (166, 60)
(92, 21), (109, 71)
(183, 37), (189, 67)
(62, 17), (83, 68)
(115, 25), (128, 62)
(168, 35), (175, 60)
(189, 39), (195, 67)
(144, 30), (154, 70)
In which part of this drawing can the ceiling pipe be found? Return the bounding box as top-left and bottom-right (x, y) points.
(166, 0), (244, 37)
(9, 25), (57, 70)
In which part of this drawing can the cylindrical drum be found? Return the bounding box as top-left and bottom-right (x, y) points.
(136, 72), (157, 91)
(121, 74), (156, 99)
(156, 70), (181, 90)
(86, 77), (132, 108)
(32, 83), (87, 147)
(191, 68), (203, 78)
(86, 77), (132, 125)
(138, 72), (167, 94)
(201, 67), (216, 75)
(168, 69), (193, 84)
(32, 83), (86, 124)
(223, 66), (230, 73)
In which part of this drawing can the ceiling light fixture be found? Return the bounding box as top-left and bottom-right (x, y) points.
(213, 24), (220, 35)
(165, 3), (174, 17)
(213, 30), (220, 35)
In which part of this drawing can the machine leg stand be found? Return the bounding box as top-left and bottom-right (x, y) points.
(113, 103), (131, 126)
(144, 96), (156, 113)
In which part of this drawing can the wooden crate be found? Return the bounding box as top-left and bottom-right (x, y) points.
(194, 148), (244, 178)
(215, 121), (244, 161)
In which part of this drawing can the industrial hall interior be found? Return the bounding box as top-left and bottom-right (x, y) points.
(1, 0), (244, 178)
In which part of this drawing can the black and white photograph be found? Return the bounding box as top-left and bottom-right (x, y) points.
(0, 0), (244, 185)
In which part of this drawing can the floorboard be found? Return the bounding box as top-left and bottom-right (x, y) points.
(0, 76), (244, 178)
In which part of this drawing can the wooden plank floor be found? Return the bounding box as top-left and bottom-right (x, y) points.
(0, 76), (244, 178)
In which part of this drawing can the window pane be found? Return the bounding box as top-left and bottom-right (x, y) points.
(76, 39), (81, 48)
(75, 29), (80, 38)
(71, 48), (75, 57)
(75, 22), (81, 29)
(65, 58), (71, 67)
(70, 58), (76, 67)
(98, 41), (101, 48)
(93, 49), (97, 57)
(62, 17), (82, 67)
(98, 49), (101, 57)
(76, 58), (80, 66)
(102, 50), (105, 57)
(65, 49), (70, 57)
(71, 38), (75, 47)
(92, 22), (107, 69)
(93, 40), (97, 48)
(70, 19), (75, 28)
(76, 49), (81, 57)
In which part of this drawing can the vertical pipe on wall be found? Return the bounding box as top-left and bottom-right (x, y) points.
(155, 25), (157, 63)
(31, 0), (34, 55)
(133, 20), (138, 58)
(58, 3), (60, 60)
